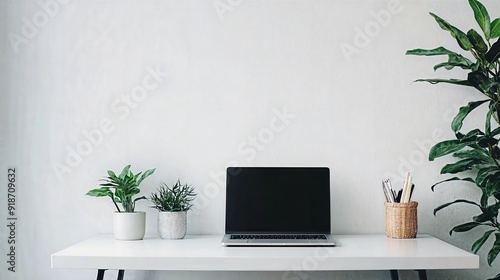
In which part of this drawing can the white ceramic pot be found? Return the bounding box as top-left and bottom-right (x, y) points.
(113, 211), (146, 241)
(157, 211), (187, 239)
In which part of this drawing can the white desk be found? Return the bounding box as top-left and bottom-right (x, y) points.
(51, 234), (479, 280)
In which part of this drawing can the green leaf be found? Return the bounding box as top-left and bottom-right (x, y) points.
(406, 47), (457, 56)
(407, 47), (473, 70)
(481, 192), (489, 207)
(491, 126), (500, 136)
(441, 158), (481, 174)
(128, 188), (141, 196)
(486, 102), (495, 136)
(453, 149), (490, 162)
(431, 177), (475, 191)
(460, 128), (485, 140)
(480, 82), (500, 95)
(476, 167), (500, 186)
(132, 172), (141, 183)
(413, 79), (472, 86)
(99, 182), (117, 187)
(473, 204), (498, 220)
(450, 221), (483, 235)
(433, 62), (471, 71)
(483, 82), (500, 95)
(493, 148), (500, 161)
(485, 174), (500, 196)
(473, 213), (490, 223)
(119, 165), (131, 179)
(434, 199), (480, 216)
(107, 170), (117, 180)
(430, 12), (473, 50)
(468, 71), (497, 96)
(488, 233), (500, 265)
(430, 139), (473, 160)
(435, 56), (474, 71)
(137, 168), (156, 186)
(487, 273), (500, 280)
(474, 205), (497, 222)
(486, 38), (500, 63)
(469, 0), (491, 39)
(467, 29), (488, 54)
(86, 188), (113, 197)
(87, 188), (121, 211)
(452, 100), (489, 133)
(491, 18), (500, 38)
(472, 230), (495, 253)
(477, 136), (498, 148)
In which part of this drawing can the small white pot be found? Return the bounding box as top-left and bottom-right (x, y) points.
(157, 211), (187, 239)
(113, 211), (146, 241)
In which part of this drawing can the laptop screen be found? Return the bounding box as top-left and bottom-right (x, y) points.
(225, 167), (331, 234)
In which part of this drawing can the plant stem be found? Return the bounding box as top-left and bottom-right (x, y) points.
(112, 199), (121, 213)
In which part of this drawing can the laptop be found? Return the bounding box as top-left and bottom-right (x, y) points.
(221, 167), (336, 246)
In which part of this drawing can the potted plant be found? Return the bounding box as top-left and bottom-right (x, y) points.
(150, 180), (197, 239)
(406, 0), (500, 278)
(86, 165), (155, 240)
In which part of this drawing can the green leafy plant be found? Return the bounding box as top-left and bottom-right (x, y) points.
(406, 0), (500, 277)
(150, 180), (197, 212)
(86, 165), (156, 212)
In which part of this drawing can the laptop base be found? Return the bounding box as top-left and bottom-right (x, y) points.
(221, 234), (336, 247)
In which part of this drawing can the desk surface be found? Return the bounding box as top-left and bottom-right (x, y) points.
(51, 234), (479, 271)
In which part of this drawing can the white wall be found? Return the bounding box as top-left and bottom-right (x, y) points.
(1, 0), (498, 279)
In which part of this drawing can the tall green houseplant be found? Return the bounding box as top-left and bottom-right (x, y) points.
(407, 0), (500, 278)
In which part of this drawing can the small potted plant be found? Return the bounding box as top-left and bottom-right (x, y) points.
(86, 165), (155, 240)
(150, 180), (197, 239)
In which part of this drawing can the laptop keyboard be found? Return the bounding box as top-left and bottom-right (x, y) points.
(230, 234), (327, 240)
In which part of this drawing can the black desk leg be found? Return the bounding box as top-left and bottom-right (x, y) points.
(96, 269), (125, 280)
(96, 269), (106, 280)
(118, 270), (125, 280)
(389, 269), (427, 280)
(417, 270), (428, 280)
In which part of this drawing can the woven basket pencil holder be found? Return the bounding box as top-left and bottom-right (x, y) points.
(385, 202), (418, 239)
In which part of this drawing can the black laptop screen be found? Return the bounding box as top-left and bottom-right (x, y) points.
(225, 167), (331, 234)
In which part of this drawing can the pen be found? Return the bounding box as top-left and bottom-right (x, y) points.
(401, 172), (412, 203)
(382, 179), (395, 203)
(396, 189), (402, 203)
